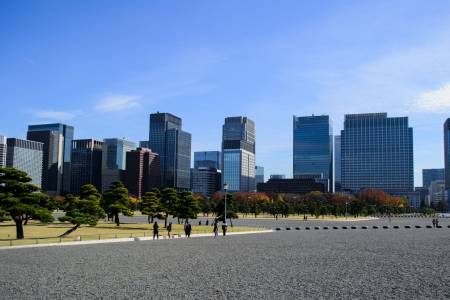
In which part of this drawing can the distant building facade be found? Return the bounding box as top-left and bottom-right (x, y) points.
(255, 165), (264, 185)
(222, 116), (256, 192)
(427, 180), (445, 207)
(6, 138), (43, 188)
(123, 148), (160, 199)
(101, 138), (136, 192)
(194, 151), (221, 169)
(27, 123), (74, 195)
(270, 174), (286, 180)
(139, 141), (150, 148)
(191, 167), (221, 197)
(0, 135), (6, 168)
(445, 119), (450, 194)
(257, 178), (325, 194)
(341, 113), (414, 194)
(149, 112), (191, 191)
(293, 115), (333, 192)
(422, 168), (444, 189)
(334, 135), (341, 191)
(70, 139), (103, 195)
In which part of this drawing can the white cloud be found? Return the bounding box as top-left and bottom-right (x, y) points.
(34, 110), (76, 120)
(415, 83), (450, 112)
(95, 95), (139, 112)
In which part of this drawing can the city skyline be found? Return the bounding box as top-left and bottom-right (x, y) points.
(2, 1), (450, 186)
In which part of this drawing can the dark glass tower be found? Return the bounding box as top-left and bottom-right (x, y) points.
(70, 139), (103, 195)
(149, 112), (191, 191)
(444, 119), (450, 191)
(334, 135), (341, 191)
(293, 115), (333, 192)
(341, 113), (413, 194)
(194, 151), (221, 169)
(222, 116), (256, 192)
(422, 168), (444, 189)
(27, 123), (74, 195)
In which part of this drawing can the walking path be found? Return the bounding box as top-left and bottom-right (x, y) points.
(0, 230), (274, 250)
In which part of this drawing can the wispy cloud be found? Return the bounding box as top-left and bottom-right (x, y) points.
(33, 110), (76, 120)
(95, 95), (140, 112)
(415, 83), (450, 112)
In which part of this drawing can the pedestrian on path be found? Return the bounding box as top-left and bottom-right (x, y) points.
(432, 218), (436, 228)
(436, 218), (439, 227)
(153, 222), (159, 240)
(186, 223), (192, 237)
(167, 222), (172, 238)
(222, 222), (228, 236)
(213, 221), (218, 238)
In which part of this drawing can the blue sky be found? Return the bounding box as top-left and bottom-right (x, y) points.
(1, 1), (450, 187)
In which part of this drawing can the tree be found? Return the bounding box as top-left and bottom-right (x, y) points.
(160, 188), (178, 227)
(102, 181), (133, 226)
(140, 189), (163, 223)
(212, 193), (238, 226)
(58, 184), (106, 236)
(175, 191), (201, 223)
(0, 167), (54, 239)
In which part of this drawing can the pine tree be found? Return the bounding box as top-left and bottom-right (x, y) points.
(102, 181), (133, 226)
(175, 191), (201, 223)
(141, 189), (163, 223)
(160, 188), (178, 227)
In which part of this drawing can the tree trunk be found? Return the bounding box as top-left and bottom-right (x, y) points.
(59, 224), (80, 237)
(24, 215), (29, 225)
(229, 218), (233, 227)
(14, 217), (24, 240)
(164, 213), (168, 228)
(115, 213), (120, 226)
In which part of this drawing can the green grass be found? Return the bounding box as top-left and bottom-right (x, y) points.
(0, 221), (263, 247)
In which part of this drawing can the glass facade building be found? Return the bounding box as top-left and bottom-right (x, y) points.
(194, 151), (221, 169)
(101, 138), (136, 191)
(70, 139), (103, 195)
(422, 168), (444, 189)
(334, 135), (341, 191)
(27, 123), (74, 195)
(341, 113), (414, 194)
(222, 116), (256, 192)
(0, 135), (6, 168)
(191, 167), (221, 197)
(6, 138), (43, 188)
(293, 115), (333, 192)
(149, 112), (191, 191)
(445, 119), (450, 191)
(255, 165), (264, 184)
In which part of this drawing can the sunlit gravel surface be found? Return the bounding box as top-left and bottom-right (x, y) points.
(1, 218), (450, 299)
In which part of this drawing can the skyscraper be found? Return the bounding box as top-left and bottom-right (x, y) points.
(445, 119), (450, 191)
(123, 148), (160, 199)
(222, 116), (256, 192)
(139, 141), (150, 148)
(6, 138), (43, 188)
(334, 135), (341, 191)
(194, 151), (221, 169)
(422, 168), (444, 189)
(101, 138), (136, 192)
(341, 113), (413, 194)
(293, 115), (333, 192)
(70, 139), (103, 195)
(255, 165), (264, 184)
(0, 135), (6, 168)
(149, 112), (191, 191)
(191, 167), (221, 197)
(27, 123), (74, 195)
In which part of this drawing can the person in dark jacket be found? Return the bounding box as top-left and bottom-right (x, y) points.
(213, 221), (218, 238)
(186, 223), (192, 237)
(222, 222), (228, 236)
(153, 222), (159, 240)
(167, 222), (172, 238)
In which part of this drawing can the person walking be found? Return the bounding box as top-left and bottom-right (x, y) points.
(153, 221), (159, 240)
(184, 222), (188, 237)
(432, 218), (436, 228)
(186, 223), (192, 238)
(222, 222), (228, 236)
(167, 222), (172, 238)
(213, 221), (218, 238)
(206, 219), (209, 226)
(436, 218), (439, 227)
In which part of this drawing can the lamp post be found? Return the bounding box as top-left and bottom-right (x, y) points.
(345, 201), (349, 219)
(223, 183), (228, 225)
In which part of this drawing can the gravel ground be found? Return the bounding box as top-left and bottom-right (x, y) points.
(1, 220), (450, 299)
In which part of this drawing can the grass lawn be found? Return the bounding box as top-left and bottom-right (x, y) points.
(212, 213), (375, 221)
(0, 221), (263, 247)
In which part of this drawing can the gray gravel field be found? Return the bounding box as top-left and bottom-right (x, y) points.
(1, 221), (450, 299)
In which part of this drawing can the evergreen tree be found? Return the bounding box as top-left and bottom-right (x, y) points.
(102, 181), (133, 226)
(141, 189), (163, 223)
(0, 167), (54, 239)
(59, 184), (106, 236)
(175, 191), (201, 223)
(160, 188), (178, 227)
(213, 193), (238, 226)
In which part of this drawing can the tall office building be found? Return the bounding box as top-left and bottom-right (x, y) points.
(139, 141), (150, 148)
(445, 119), (450, 191)
(0, 135), (6, 168)
(422, 168), (444, 189)
(334, 135), (341, 191)
(341, 113), (413, 194)
(194, 151), (221, 169)
(255, 166), (264, 184)
(293, 115), (333, 192)
(222, 116), (256, 192)
(101, 138), (136, 192)
(191, 167), (221, 197)
(6, 138), (43, 188)
(123, 148), (160, 199)
(149, 112), (191, 191)
(27, 123), (74, 195)
(70, 139), (103, 195)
